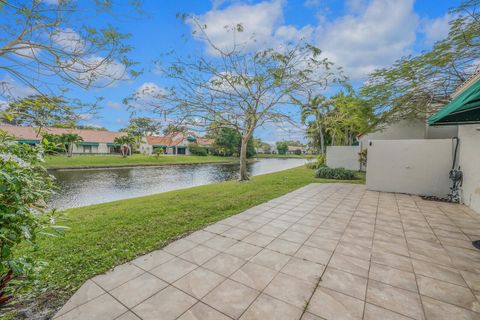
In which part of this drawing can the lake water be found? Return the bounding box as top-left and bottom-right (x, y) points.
(48, 158), (308, 210)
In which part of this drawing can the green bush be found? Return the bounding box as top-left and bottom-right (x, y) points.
(306, 155), (326, 169)
(294, 149), (302, 155)
(315, 167), (356, 180)
(189, 144), (208, 156)
(0, 131), (64, 304)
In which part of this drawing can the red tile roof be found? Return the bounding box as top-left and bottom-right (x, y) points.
(146, 132), (213, 147)
(0, 125), (126, 143)
(287, 146), (305, 151)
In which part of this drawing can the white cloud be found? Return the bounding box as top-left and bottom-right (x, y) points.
(315, 0), (418, 80)
(106, 100), (123, 110)
(190, 0), (284, 54)
(0, 75), (36, 100)
(51, 28), (86, 54)
(304, 0), (321, 8)
(421, 13), (454, 46)
(68, 56), (127, 87)
(135, 82), (166, 101)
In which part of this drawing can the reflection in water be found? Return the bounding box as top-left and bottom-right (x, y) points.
(49, 158), (308, 209)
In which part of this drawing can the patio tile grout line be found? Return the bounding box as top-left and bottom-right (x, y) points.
(410, 195), (480, 315)
(299, 183), (363, 319)
(361, 188), (380, 320)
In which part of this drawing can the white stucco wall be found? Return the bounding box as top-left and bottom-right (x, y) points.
(359, 119), (426, 148)
(326, 146), (361, 171)
(458, 125), (480, 214)
(366, 139), (453, 197)
(425, 124), (458, 139)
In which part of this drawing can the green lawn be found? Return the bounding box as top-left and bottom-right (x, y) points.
(15, 166), (364, 315)
(44, 154), (235, 169)
(255, 154), (316, 159)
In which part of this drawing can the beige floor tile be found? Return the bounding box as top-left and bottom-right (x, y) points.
(278, 230), (310, 244)
(264, 272), (315, 309)
(367, 280), (424, 320)
(307, 287), (364, 320)
(133, 286), (197, 320)
(203, 252), (246, 277)
(295, 245), (332, 265)
(203, 279), (259, 319)
(225, 242), (262, 260)
(110, 273), (168, 308)
(240, 294), (302, 320)
(417, 275), (480, 312)
(421, 296), (480, 320)
(222, 227), (252, 240)
(150, 257), (197, 283)
(115, 312), (141, 320)
(163, 238), (198, 256)
(412, 259), (466, 286)
(364, 303), (413, 320)
(328, 253), (369, 278)
(257, 225), (285, 237)
(301, 312), (323, 320)
(203, 235), (238, 251)
(267, 238), (301, 256)
(461, 270), (480, 299)
(174, 267), (225, 299)
(92, 263), (144, 291)
(178, 302), (231, 320)
(335, 241), (371, 261)
(205, 223), (232, 234)
(320, 267), (367, 300)
(369, 263), (417, 292)
(54, 280), (105, 317)
(55, 294), (127, 320)
(230, 262), (277, 291)
(304, 236), (338, 251)
(250, 248), (291, 271)
(185, 230), (216, 244)
(371, 251), (413, 272)
(281, 257), (324, 283)
(180, 245), (220, 265)
(242, 232), (276, 247)
(131, 250), (175, 271)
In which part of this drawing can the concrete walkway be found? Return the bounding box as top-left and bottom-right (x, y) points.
(54, 183), (480, 320)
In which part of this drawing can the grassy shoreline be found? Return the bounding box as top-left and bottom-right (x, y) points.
(255, 154), (316, 159)
(12, 166), (364, 318)
(44, 154), (237, 169)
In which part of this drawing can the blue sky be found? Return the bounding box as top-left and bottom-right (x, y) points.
(1, 0), (462, 142)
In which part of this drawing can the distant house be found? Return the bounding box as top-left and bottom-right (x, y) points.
(286, 145), (305, 154)
(140, 132), (214, 155)
(0, 125), (127, 154)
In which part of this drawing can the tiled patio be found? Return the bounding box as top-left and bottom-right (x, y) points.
(54, 183), (480, 320)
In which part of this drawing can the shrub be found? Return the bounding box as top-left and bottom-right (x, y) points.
(315, 167), (356, 180)
(189, 144), (208, 156)
(0, 131), (64, 306)
(306, 154), (326, 169)
(294, 149), (302, 155)
(358, 149), (367, 167)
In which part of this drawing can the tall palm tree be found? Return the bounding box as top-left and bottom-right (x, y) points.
(301, 95), (329, 155)
(114, 135), (135, 157)
(60, 133), (83, 157)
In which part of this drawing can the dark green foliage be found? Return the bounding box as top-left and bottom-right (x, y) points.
(0, 131), (62, 303)
(294, 149), (302, 155)
(210, 127), (255, 158)
(306, 155), (326, 169)
(276, 141), (288, 155)
(315, 167), (356, 180)
(188, 144), (208, 156)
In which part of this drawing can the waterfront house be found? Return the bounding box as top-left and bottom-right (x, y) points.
(140, 132), (214, 155)
(0, 125), (127, 154)
(286, 145), (306, 154)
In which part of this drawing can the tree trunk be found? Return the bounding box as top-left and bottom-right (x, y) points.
(68, 144), (73, 157)
(319, 124), (325, 156)
(239, 137), (249, 181)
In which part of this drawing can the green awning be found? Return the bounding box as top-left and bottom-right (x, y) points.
(153, 145), (168, 148)
(78, 142), (99, 146)
(107, 143), (120, 147)
(429, 78), (480, 125)
(17, 139), (40, 145)
(177, 146), (187, 149)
